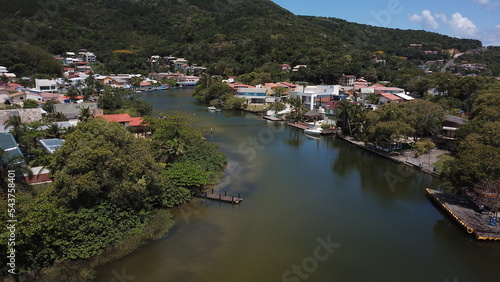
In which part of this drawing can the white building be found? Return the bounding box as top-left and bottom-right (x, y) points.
(235, 88), (268, 104)
(35, 79), (59, 92)
(83, 52), (96, 63)
(290, 85), (341, 110)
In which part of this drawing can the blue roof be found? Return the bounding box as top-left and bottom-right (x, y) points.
(39, 138), (65, 154)
(0, 133), (24, 165)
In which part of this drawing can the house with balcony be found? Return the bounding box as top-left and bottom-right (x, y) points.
(290, 85), (341, 111)
(235, 88), (268, 104)
(340, 75), (356, 86)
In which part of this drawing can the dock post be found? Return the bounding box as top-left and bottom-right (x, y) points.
(212, 189), (213, 194)
(238, 193), (240, 198)
(225, 191), (227, 196)
(219, 194), (221, 201)
(232, 196), (235, 204)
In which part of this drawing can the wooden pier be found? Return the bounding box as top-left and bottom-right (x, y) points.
(426, 188), (500, 240)
(287, 122), (340, 135)
(263, 116), (284, 121)
(287, 122), (313, 130)
(197, 190), (243, 204)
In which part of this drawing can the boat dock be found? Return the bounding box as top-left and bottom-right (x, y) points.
(426, 188), (500, 240)
(197, 190), (243, 204)
(287, 122), (340, 135)
(263, 116), (284, 121)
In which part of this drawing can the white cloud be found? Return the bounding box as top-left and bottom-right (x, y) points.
(409, 10), (479, 38)
(447, 13), (479, 37)
(409, 10), (439, 30)
(496, 24), (500, 29)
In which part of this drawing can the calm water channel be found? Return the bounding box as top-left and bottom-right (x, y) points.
(95, 89), (499, 282)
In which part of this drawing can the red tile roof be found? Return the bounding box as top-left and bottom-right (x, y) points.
(98, 114), (146, 127)
(379, 93), (402, 101)
(129, 117), (145, 127)
(98, 114), (133, 123)
(278, 82), (296, 88)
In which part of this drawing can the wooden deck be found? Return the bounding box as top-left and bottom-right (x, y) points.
(198, 191), (243, 204)
(426, 188), (500, 240)
(263, 116), (284, 121)
(287, 122), (313, 130)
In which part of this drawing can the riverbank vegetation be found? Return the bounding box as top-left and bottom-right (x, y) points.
(0, 111), (226, 280)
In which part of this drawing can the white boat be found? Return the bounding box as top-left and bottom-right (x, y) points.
(208, 106), (217, 111)
(304, 127), (323, 135)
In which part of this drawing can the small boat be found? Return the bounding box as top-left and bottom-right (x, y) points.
(208, 106), (217, 111)
(304, 127), (322, 135)
(215, 108), (221, 112)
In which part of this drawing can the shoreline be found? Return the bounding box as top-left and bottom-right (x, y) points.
(337, 135), (441, 178)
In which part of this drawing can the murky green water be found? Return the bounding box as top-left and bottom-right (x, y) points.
(95, 89), (499, 282)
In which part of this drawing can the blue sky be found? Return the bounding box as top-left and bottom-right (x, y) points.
(271, 0), (500, 46)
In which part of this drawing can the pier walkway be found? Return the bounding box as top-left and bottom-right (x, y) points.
(196, 190), (243, 204)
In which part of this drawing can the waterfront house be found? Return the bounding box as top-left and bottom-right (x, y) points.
(235, 88), (268, 104)
(434, 115), (467, 150)
(290, 85), (341, 111)
(177, 76), (199, 87)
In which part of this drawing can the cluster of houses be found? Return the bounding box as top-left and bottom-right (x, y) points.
(0, 104), (148, 185)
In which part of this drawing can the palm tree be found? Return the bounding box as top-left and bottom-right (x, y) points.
(288, 97), (307, 122)
(166, 137), (185, 163)
(45, 123), (62, 139)
(0, 149), (32, 190)
(335, 99), (361, 136)
(78, 107), (92, 122)
(4, 115), (24, 141)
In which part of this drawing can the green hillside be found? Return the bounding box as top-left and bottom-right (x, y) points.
(0, 0), (484, 83)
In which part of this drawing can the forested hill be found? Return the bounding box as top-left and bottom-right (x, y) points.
(0, 0), (483, 81)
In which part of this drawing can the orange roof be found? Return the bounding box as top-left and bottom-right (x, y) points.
(129, 117), (145, 127)
(98, 114), (146, 127)
(379, 93), (402, 101)
(98, 114), (133, 123)
(279, 82), (296, 88)
(266, 83), (279, 88)
(61, 96), (83, 100)
(140, 81), (152, 86)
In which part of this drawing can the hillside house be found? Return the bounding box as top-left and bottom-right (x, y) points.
(340, 75), (356, 86)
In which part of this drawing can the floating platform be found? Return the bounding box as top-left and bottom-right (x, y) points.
(426, 188), (500, 240)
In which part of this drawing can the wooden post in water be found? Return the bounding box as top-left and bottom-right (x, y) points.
(238, 193), (241, 198)
(232, 196), (235, 203)
(225, 191), (227, 196)
(212, 189), (213, 194)
(218, 194), (221, 201)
